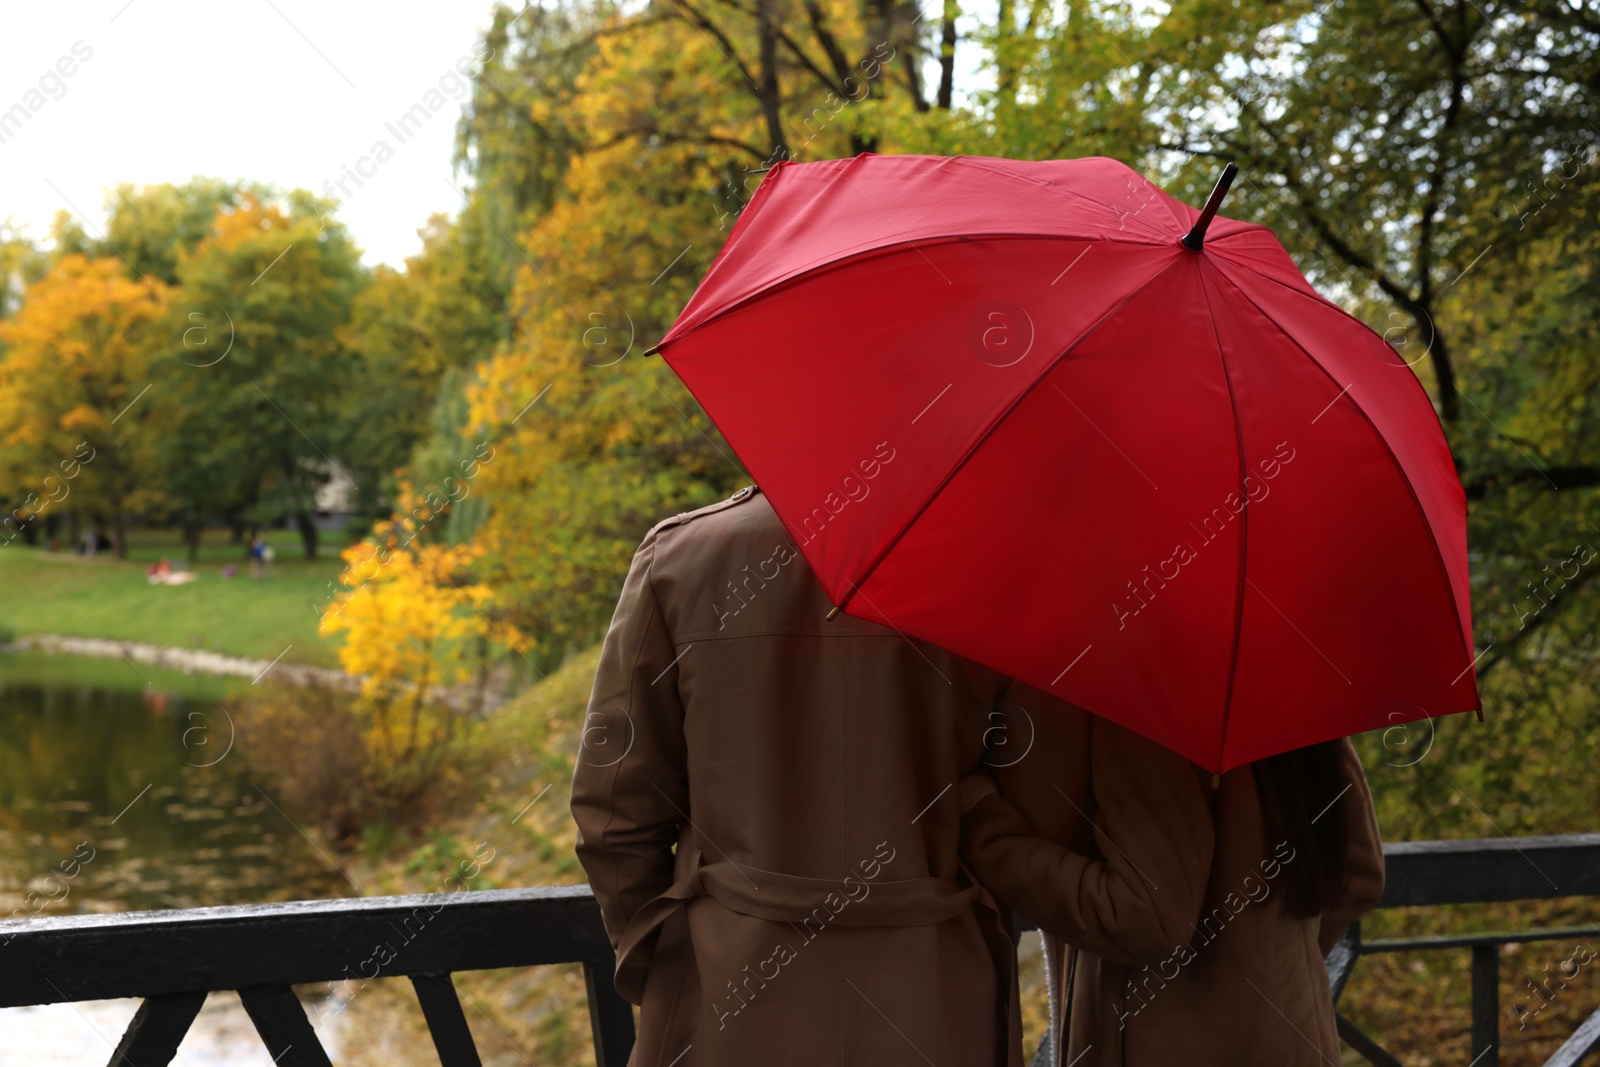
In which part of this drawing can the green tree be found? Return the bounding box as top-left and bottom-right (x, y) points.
(103, 178), (259, 285)
(338, 213), (509, 511)
(164, 191), (365, 559)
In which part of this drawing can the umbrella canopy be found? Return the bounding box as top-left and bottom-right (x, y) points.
(655, 153), (1479, 773)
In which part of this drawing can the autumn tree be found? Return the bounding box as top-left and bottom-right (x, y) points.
(320, 495), (528, 809)
(0, 255), (169, 555)
(0, 223), (47, 325)
(456, 0), (948, 662)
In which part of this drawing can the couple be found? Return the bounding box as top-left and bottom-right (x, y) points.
(571, 486), (1384, 1066)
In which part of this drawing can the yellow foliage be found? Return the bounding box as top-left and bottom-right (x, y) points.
(458, 19), (775, 657)
(207, 193), (288, 248)
(321, 485), (530, 702)
(317, 494), (530, 806)
(323, 541), (504, 698)
(0, 254), (170, 549)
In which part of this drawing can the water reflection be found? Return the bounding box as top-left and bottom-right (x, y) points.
(0, 665), (354, 1059)
(0, 678), (349, 916)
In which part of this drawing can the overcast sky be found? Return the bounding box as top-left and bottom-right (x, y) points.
(1, 1), (996, 269)
(0, 1), (510, 267)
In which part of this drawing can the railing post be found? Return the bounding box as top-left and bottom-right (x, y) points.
(1326, 921), (1361, 1003)
(237, 984), (335, 1067)
(107, 991), (208, 1067)
(1336, 1013), (1405, 1067)
(1471, 943), (1499, 1067)
(1544, 1003), (1600, 1066)
(583, 952), (636, 1067)
(410, 974), (484, 1067)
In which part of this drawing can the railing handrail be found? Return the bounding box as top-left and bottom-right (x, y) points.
(1378, 832), (1600, 908)
(0, 884), (608, 1009)
(6, 833), (1599, 1001)
(1327, 834), (1600, 1067)
(2, 883), (591, 936)
(3, 834), (1598, 1067)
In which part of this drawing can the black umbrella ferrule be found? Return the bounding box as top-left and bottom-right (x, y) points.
(1181, 162), (1239, 252)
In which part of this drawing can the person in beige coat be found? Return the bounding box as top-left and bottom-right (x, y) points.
(573, 485), (1069, 1066)
(959, 701), (1386, 1066)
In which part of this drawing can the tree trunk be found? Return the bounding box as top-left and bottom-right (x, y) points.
(937, 0), (958, 109)
(296, 511), (319, 560)
(114, 513), (128, 560)
(1390, 291), (1460, 423)
(899, 13), (928, 112)
(185, 519), (203, 563)
(995, 0), (1016, 107)
(474, 634), (492, 716)
(1425, 316), (1460, 423)
(755, 0), (789, 162)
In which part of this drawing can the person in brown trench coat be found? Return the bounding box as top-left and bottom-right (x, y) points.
(573, 484), (1065, 1066)
(958, 701), (1386, 1066)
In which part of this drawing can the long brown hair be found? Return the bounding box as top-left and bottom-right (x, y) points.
(1251, 740), (1350, 918)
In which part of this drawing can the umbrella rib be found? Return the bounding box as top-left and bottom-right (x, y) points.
(835, 254), (1190, 617)
(1207, 245), (1452, 440)
(1196, 262), (1252, 773)
(1203, 250), (1370, 330)
(1202, 260), (1479, 695)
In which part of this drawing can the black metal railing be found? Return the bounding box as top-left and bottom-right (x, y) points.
(1329, 833), (1600, 1067)
(0, 884), (633, 1067)
(1, 835), (1597, 1067)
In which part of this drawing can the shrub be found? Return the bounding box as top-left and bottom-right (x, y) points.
(233, 678), (478, 847)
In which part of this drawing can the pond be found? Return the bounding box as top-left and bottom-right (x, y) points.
(0, 651), (353, 1064)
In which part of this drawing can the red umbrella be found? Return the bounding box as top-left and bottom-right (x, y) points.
(651, 153), (1479, 773)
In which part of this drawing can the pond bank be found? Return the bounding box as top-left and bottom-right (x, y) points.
(5, 633), (350, 687)
(2, 635), (515, 713)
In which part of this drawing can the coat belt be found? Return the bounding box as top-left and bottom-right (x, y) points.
(613, 848), (980, 1002)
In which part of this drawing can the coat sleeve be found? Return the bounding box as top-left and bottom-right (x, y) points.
(959, 718), (1215, 967)
(1318, 738), (1385, 956)
(989, 681), (1092, 850)
(570, 528), (689, 986)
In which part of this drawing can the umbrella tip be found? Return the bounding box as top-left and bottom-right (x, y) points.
(1181, 162), (1239, 252)
(825, 605), (842, 622)
(642, 344), (661, 358)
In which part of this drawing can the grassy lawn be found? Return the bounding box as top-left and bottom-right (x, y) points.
(0, 527), (351, 667)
